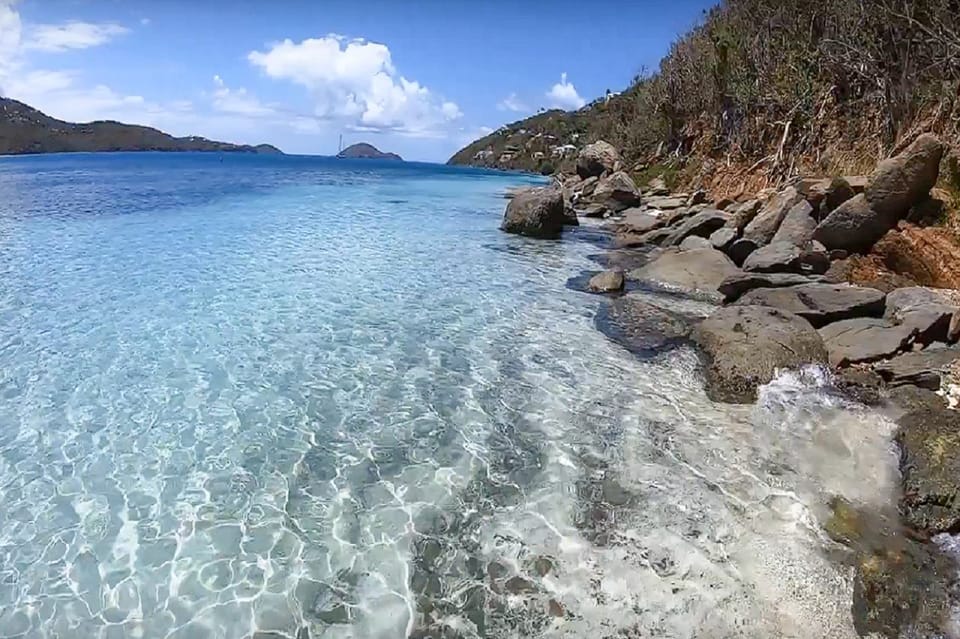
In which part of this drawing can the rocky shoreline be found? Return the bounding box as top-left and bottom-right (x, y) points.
(500, 136), (960, 637)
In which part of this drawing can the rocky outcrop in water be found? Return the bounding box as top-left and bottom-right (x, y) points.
(500, 187), (570, 238)
(693, 305), (828, 402)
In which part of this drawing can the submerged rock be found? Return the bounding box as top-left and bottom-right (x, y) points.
(500, 187), (567, 239)
(733, 283), (886, 328)
(595, 296), (692, 357)
(896, 402), (960, 535)
(693, 305), (828, 403)
(851, 534), (958, 638)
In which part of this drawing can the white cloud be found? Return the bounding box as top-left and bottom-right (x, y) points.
(546, 72), (585, 110)
(248, 35), (462, 137)
(211, 74), (275, 117)
(23, 21), (128, 53)
(497, 93), (527, 113)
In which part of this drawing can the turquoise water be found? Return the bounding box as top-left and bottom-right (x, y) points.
(0, 154), (900, 638)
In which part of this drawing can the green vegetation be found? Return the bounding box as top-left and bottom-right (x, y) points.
(450, 0), (960, 187)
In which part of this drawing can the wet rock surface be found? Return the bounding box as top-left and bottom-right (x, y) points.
(896, 403), (960, 535)
(693, 305), (828, 402)
(595, 295), (694, 357)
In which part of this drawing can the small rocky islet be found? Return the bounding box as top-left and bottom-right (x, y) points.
(501, 135), (960, 637)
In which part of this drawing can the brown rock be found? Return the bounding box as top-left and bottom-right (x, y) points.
(872, 223), (960, 289)
(587, 270), (625, 293)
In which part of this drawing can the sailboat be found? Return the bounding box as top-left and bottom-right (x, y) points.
(336, 134), (344, 158)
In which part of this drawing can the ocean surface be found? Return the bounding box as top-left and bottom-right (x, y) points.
(0, 153), (903, 638)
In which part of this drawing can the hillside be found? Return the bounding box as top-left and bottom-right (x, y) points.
(337, 142), (402, 160)
(0, 98), (282, 155)
(449, 0), (960, 200)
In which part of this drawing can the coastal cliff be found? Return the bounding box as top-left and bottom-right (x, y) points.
(0, 98), (282, 155)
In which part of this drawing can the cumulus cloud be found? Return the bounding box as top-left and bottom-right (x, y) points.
(546, 72), (586, 110)
(248, 35), (462, 137)
(23, 21), (128, 53)
(211, 75), (275, 117)
(497, 92), (527, 113)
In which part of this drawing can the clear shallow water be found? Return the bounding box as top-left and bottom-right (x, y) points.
(0, 153), (901, 638)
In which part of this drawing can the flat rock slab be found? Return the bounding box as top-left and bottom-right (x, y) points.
(885, 286), (960, 344)
(742, 241), (803, 273)
(874, 346), (960, 389)
(663, 209), (729, 246)
(645, 196), (687, 210)
(718, 272), (824, 303)
(896, 403), (960, 534)
(615, 209), (663, 233)
(693, 305), (828, 403)
(631, 248), (740, 301)
(818, 318), (916, 367)
(595, 296), (692, 357)
(734, 283), (886, 328)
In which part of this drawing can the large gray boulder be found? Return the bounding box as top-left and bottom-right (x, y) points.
(813, 194), (888, 253)
(631, 248), (740, 300)
(576, 140), (620, 179)
(896, 403), (960, 534)
(717, 272), (823, 303)
(742, 241), (803, 274)
(663, 209), (729, 246)
(500, 187), (568, 238)
(815, 135), (945, 252)
(771, 200), (817, 247)
(693, 305), (828, 403)
(818, 318), (916, 367)
(742, 187), (803, 245)
(592, 171), (641, 212)
(733, 283), (886, 328)
(865, 133), (944, 221)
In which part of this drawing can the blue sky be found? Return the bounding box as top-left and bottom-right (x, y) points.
(0, 0), (715, 161)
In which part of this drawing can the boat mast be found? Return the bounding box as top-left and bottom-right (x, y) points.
(338, 134), (343, 154)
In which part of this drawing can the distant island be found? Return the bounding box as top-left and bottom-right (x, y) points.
(337, 142), (402, 161)
(0, 98), (282, 155)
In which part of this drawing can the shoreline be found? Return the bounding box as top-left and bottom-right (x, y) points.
(498, 136), (960, 635)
